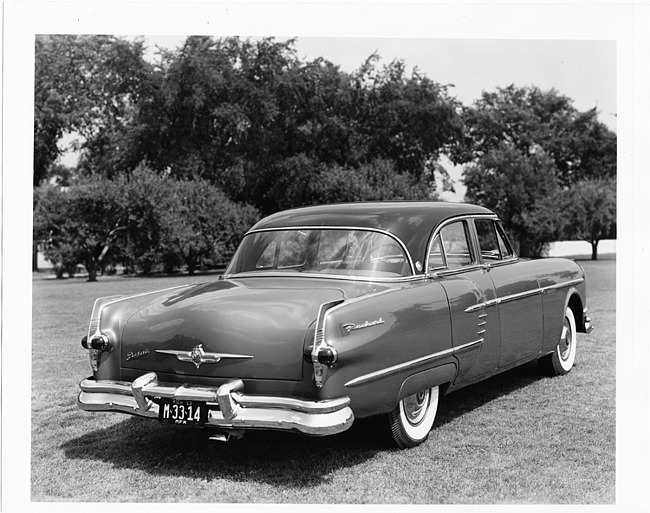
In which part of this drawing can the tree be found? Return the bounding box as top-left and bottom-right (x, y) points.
(351, 57), (462, 179)
(559, 178), (616, 260)
(34, 166), (260, 279)
(463, 144), (561, 256)
(113, 166), (171, 274)
(141, 37), (462, 215)
(34, 35), (154, 183)
(457, 85), (617, 256)
(160, 178), (259, 274)
(33, 179), (125, 281)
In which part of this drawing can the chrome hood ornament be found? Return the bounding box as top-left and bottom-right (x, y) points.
(156, 344), (253, 369)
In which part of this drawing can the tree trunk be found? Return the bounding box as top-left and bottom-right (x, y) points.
(86, 259), (98, 282)
(32, 244), (39, 272)
(591, 240), (598, 261)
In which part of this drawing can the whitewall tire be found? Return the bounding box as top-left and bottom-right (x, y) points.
(387, 386), (439, 449)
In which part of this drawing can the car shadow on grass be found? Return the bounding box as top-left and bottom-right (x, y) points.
(61, 361), (548, 487)
(435, 360), (547, 427)
(61, 414), (382, 488)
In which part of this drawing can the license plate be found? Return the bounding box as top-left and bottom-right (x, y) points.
(158, 399), (208, 426)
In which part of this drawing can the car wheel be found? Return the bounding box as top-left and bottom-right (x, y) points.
(539, 307), (577, 376)
(387, 386), (439, 449)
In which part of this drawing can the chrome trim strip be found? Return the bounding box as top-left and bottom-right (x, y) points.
(88, 285), (190, 341)
(465, 298), (498, 313)
(344, 338), (482, 388)
(463, 278), (584, 313)
(542, 278), (585, 292)
(223, 271), (426, 284)
(498, 288), (542, 304)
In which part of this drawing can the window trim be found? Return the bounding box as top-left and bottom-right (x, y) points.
(225, 225), (416, 279)
(425, 214), (518, 278)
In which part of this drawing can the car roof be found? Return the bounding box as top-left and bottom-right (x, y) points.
(249, 201), (495, 267)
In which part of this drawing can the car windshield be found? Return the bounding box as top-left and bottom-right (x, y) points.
(226, 229), (412, 278)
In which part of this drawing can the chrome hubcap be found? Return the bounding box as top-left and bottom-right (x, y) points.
(403, 390), (430, 426)
(559, 320), (572, 361)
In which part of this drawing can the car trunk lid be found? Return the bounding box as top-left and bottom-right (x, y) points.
(119, 278), (371, 381)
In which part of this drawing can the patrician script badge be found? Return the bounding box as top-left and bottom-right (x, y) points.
(156, 344), (253, 369)
(342, 318), (385, 334)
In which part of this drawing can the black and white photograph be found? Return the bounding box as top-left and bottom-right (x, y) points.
(2, 2), (648, 512)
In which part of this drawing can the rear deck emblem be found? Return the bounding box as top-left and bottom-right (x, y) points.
(156, 344), (253, 369)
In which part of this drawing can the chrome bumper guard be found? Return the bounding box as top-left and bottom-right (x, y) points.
(78, 372), (354, 436)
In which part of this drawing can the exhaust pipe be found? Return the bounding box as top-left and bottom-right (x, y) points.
(208, 429), (245, 443)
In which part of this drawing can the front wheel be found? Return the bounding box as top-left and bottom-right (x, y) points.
(386, 386), (439, 449)
(539, 307), (577, 376)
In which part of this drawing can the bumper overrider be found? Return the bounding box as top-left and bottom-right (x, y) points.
(78, 372), (354, 436)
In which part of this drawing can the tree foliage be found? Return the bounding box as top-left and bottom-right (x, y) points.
(558, 178), (616, 260)
(33, 37), (617, 277)
(90, 36), (460, 213)
(34, 178), (125, 280)
(457, 85), (616, 256)
(34, 35), (153, 184)
(34, 167), (259, 279)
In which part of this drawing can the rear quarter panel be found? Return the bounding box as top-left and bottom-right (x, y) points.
(317, 279), (454, 418)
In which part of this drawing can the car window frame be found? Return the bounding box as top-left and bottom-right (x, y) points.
(425, 214), (518, 278)
(224, 225), (418, 281)
(468, 217), (518, 268)
(426, 217), (482, 277)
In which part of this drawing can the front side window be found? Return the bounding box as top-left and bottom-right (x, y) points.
(439, 221), (474, 269)
(226, 229), (411, 278)
(427, 221), (475, 271)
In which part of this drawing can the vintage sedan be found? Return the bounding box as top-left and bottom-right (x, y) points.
(78, 202), (592, 448)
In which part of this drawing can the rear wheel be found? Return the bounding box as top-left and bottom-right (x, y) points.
(539, 307), (577, 376)
(387, 386), (439, 448)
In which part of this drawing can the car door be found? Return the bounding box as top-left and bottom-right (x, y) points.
(472, 218), (544, 368)
(428, 219), (501, 383)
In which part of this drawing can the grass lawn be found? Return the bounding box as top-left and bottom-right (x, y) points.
(31, 259), (616, 503)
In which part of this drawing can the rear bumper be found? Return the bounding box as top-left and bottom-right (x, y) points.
(78, 372), (354, 436)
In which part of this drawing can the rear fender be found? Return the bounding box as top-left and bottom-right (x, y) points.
(314, 280), (454, 418)
(397, 363), (457, 401)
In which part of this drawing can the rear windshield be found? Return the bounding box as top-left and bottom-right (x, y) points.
(226, 229), (412, 278)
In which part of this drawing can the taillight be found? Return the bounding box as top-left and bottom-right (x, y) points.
(83, 295), (122, 372)
(81, 334), (110, 351)
(303, 345), (339, 365)
(311, 300), (344, 388)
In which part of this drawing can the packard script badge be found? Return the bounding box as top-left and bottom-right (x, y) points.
(342, 318), (385, 334)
